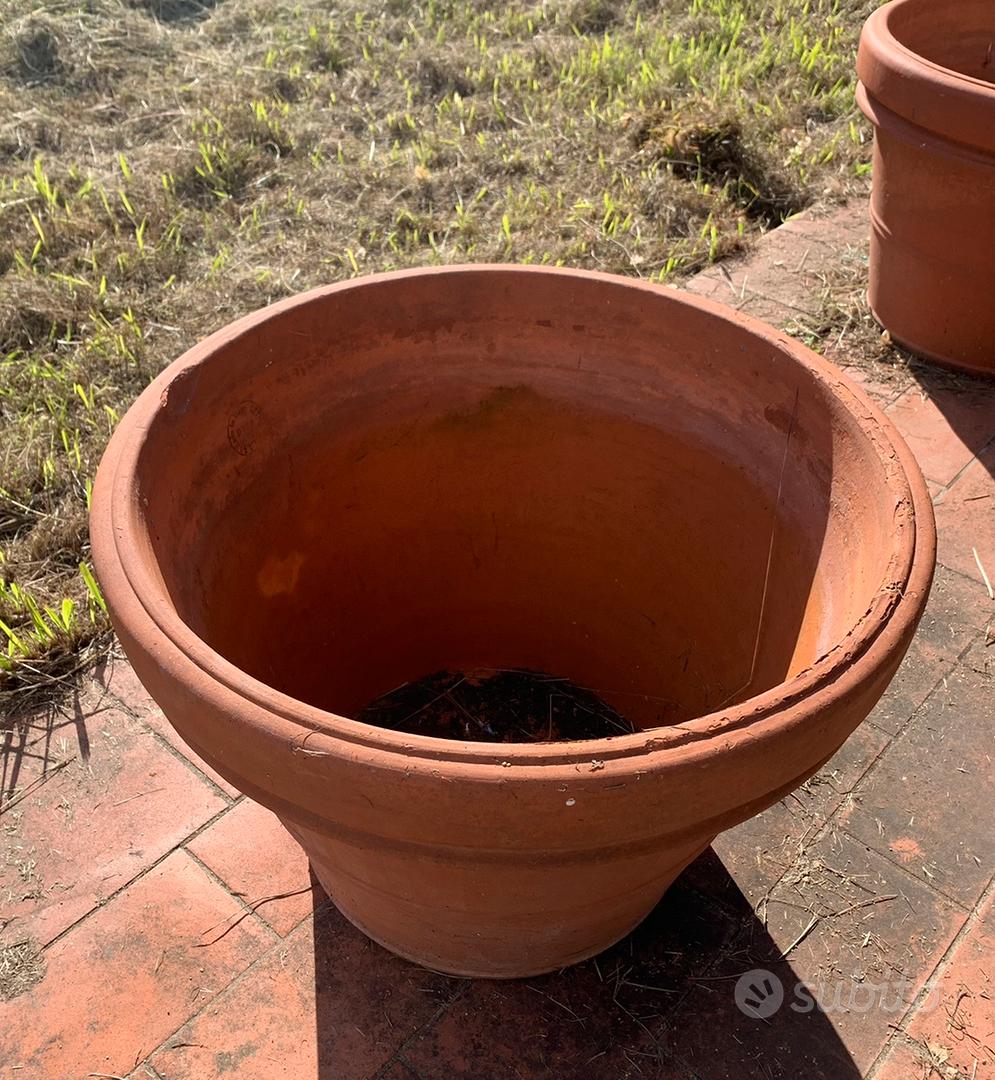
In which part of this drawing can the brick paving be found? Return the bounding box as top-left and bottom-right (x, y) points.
(2, 206), (993, 1080)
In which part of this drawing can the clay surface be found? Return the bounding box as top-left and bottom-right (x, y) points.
(857, 0), (995, 373)
(91, 266), (935, 977)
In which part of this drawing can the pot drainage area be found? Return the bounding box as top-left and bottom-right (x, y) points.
(358, 667), (635, 742)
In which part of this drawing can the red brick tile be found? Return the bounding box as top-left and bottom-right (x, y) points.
(144, 709), (242, 799)
(405, 877), (734, 1080)
(704, 799), (818, 907)
(146, 900), (459, 1080)
(92, 650), (242, 798)
(871, 1038), (937, 1080)
(2, 678), (135, 815)
(964, 639), (994, 681)
(905, 887), (995, 1080)
(0, 850), (271, 1079)
(662, 999), (861, 1080)
(607, 871), (741, 995)
(92, 647), (159, 718)
(186, 798), (322, 937)
(836, 364), (909, 407)
(381, 1062), (422, 1080)
(3, 707), (85, 812)
(0, 706), (227, 948)
(685, 255), (816, 328)
(934, 442), (995, 589)
(681, 209), (878, 379)
(865, 637), (956, 736)
(762, 213), (839, 248)
(915, 565), (994, 659)
(680, 832), (965, 1074)
(654, 911), (868, 1078)
(798, 722), (892, 818)
(779, 203), (867, 247)
(404, 979), (684, 1080)
(681, 268), (739, 304)
(680, 208), (882, 380)
(886, 383), (995, 487)
(840, 660), (995, 909)
(694, 721), (890, 908)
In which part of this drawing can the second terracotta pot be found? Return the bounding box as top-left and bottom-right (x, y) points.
(857, 0), (995, 374)
(91, 267), (935, 977)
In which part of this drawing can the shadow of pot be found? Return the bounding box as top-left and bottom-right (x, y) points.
(857, 0), (995, 375)
(90, 266), (935, 977)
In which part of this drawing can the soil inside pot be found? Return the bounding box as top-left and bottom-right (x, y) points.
(359, 668), (636, 742)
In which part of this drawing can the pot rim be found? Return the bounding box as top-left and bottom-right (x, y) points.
(857, 0), (995, 155)
(93, 264), (935, 771)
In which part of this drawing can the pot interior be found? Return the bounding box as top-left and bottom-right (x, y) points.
(889, 0), (995, 84)
(135, 270), (900, 733)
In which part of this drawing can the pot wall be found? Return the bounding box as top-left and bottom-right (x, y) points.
(857, 0), (995, 373)
(290, 821), (711, 978)
(108, 574), (916, 978)
(91, 267), (935, 977)
(133, 271), (900, 730)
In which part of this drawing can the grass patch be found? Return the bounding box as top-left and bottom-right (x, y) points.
(0, 0), (875, 714)
(0, 938), (46, 1000)
(633, 106), (808, 225)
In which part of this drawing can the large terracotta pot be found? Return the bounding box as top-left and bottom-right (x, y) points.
(91, 267), (934, 977)
(857, 0), (995, 374)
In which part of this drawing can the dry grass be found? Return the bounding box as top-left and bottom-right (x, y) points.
(0, 0), (877, 713)
(0, 937), (45, 1000)
(806, 235), (992, 398)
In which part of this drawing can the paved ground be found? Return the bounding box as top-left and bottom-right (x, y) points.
(2, 206), (993, 1080)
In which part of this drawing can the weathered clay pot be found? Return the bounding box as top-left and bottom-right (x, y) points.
(857, 0), (995, 374)
(91, 267), (934, 977)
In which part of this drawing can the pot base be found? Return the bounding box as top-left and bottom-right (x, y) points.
(867, 296), (995, 379)
(287, 816), (711, 978)
(863, 178), (995, 375)
(323, 898), (656, 980)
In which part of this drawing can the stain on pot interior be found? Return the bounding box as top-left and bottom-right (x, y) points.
(90, 266), (935, 977)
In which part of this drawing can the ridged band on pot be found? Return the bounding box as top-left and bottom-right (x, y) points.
(90, 266), (936, 978)
(856, 0), (995, 374)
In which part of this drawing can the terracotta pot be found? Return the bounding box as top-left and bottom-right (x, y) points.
(91, 267), (934, 978)
(857, 0), (995, 374)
